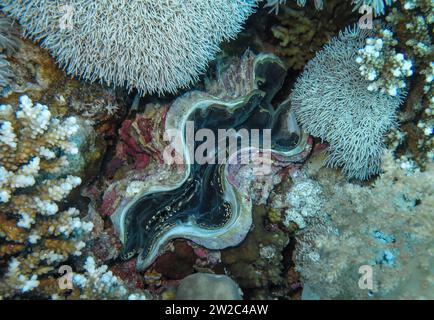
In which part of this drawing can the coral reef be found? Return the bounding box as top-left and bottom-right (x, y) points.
(221, 205), (296, 300)
(176, 273), (243, 300)
(355, 0), (433, 166)
(70, 256), (149, 300)
(109, 51), (312, 271)
(294, 151), (434, 299)
(0, 96), (150, 300)
(0, 95), (89, 298)
(270, 0), (355, 70)
(2, 0), (258, 95)
(270, 172), (324, 229)
(0, 26), (126, 132)
(265, 0), (394, 16)
(291, 25), (405, 180)
(0, 0), (432, 302)
(356, 28), (413, 96)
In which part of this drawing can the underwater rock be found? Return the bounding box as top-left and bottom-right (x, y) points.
(176, 273), (243, 300)
(154, 241), (196, 280)
(108, 51), (312, 271)
(270, 0), (356, 70)
(221, 205), (290, 299)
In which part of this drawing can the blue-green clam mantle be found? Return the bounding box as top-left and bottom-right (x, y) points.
(111, 52), (311, 270)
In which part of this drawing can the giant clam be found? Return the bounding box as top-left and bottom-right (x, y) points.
(110, 51), (312, 270)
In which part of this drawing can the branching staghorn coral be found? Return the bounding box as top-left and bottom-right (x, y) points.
(0, 95), (93, 298)
(356, 0), (433, 164)
(1, 0), (258, 96)
(356, 28), (413, 96)
(384, 1), (433, 163)
(295, 151), (434, 299)
(69, 256), (149, 300)
(290, 26), (405, 180)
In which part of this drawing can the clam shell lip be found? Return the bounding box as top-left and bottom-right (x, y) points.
(112, 91), (262, 245)
(110, 53), (310, 271)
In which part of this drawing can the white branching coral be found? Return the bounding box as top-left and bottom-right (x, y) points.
(1, 0), (257, 95)
(70, 256), (149, 300)
(295, 151), (434, 299)
(0, 96), (80, 203)
(290, 26), (405, 180)
(0, 95), (93, 298)
(356, 28), (413, 96)
(380, 0), (433, 164)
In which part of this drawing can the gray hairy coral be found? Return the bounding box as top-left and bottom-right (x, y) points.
(0, 16), (19, 91)
(1, 0), (257, 95)
(0, 16), (19, 54)
(290, 26), (405, 180)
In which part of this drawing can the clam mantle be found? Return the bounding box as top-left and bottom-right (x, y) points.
(110, 52), (312, 270)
